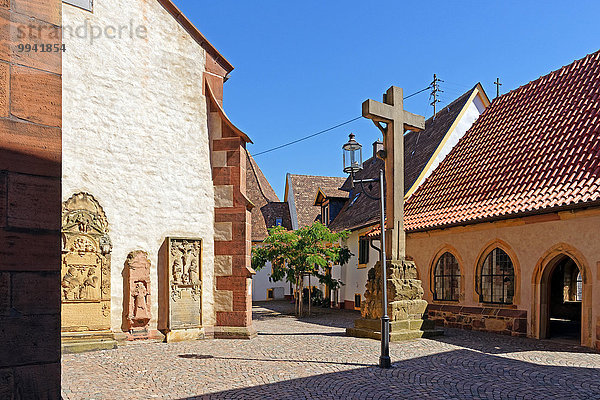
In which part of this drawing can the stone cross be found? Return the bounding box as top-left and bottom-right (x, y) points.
(362, 86), (425, 261)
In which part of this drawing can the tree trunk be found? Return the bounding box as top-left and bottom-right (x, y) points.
(295, 275), (300, 317)
(308, 275), (311, 316)
(299, 277), (304, 317)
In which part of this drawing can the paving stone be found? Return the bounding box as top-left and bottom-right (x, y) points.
(62, 301), (600, 400)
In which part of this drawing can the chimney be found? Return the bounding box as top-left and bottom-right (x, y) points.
(373, 140), (384, 158)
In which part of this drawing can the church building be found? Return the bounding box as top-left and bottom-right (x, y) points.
(61, 0), (256, 350)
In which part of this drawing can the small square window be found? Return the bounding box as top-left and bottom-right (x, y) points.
(64, 0), (93, 12)
(267, 289), (274, 300)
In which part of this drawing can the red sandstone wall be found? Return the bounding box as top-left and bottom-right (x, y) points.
(427, 304), (527, 337)
(205, 53), (255, 338)
(0, 0), (62, 397)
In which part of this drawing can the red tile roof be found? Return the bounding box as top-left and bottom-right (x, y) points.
(404, 50), (600, 232)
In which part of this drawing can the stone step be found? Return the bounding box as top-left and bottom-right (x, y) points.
(61, 331), (115, 341)
(61, 339), (118, 354)
(354, 318), (437, 332)
(346, 327), (443, 341)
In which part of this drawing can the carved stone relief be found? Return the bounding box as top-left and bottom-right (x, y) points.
(159, 238), (203, 337)
(123, 250), (152, 336)
(170, 239), (202, 301)
(61, 193), (112, 332)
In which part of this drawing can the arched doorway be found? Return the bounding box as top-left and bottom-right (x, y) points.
(540, 255), (582, 342)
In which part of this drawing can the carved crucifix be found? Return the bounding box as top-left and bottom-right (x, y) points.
(362, 86), (425, 261)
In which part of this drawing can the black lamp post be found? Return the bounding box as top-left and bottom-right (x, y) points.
(342, 133), (391, 369)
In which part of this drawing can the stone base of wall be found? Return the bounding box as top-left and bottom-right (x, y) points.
(343, 300), (355, 310)
(596, 317), (600, 351)
(213, 326), (257, 340)
(114, 329), (165, 343)
(427, 304), (527, 337)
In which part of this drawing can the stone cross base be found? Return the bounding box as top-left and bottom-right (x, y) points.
(61, 331), (117, 354)
(346, 317), (441, 341)
(346, 259), (442, 341)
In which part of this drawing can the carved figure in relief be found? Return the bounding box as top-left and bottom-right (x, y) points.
(170, 240), (200, 286)
(131, 281), (150, 322)
(172, 259), (183, 284)
(189, 259), (199, 284)
(71, 237), (95, 253)
(80, 268), (98, 299)
(61, 267), (81, 300)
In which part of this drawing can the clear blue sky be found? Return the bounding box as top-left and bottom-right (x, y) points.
(174, 1), (599, 198)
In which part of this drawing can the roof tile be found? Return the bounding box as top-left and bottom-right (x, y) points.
(405, 51), (600, 231)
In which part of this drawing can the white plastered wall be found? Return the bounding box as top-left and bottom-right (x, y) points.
(62, 0), (216, 331)
(252, 260), (291, 301)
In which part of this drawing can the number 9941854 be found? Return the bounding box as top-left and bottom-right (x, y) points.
(17, 43), (66, 52)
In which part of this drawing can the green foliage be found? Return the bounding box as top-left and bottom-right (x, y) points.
(251, 222), (352, 316)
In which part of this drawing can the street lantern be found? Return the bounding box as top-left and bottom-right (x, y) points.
(342, 133), (391, 369)
(342, 134), (363, 174)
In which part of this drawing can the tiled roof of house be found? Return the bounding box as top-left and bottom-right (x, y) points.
(246, 151), (292, 241)
(328, 86), (479, 232)
(320, 187), (350, 199)
(404, 50), (600, 232)
(287, 174), (347, 228)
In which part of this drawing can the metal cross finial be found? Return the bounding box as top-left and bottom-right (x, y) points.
(494, 78), (502, 98)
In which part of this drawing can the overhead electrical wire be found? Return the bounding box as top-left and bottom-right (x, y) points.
(251, 86), (431, 157)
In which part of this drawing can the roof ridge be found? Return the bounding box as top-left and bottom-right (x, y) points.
(493, 50), (600, 102)
(289, 173), (346, 180)
(246, 149), (280, 203)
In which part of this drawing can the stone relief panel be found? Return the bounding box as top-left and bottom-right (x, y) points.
(61, 193), (112, 332)
(124, 250), (152, 334)
(159, 238), (203, 335)
(170, 239), (202, 301)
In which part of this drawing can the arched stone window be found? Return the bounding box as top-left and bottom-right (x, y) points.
(433, 252), (460, 301)
(479, 248), (514, 304)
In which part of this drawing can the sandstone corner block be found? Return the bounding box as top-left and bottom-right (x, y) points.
(214, 289), (233, 312)
(214, 185), (234, 208)
(214, 255), (232, 276)
(214, 221), (233, 241)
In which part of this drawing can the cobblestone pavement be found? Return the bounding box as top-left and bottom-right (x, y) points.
(62, 302), (600, 400)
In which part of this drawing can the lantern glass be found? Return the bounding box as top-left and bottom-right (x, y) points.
(342, 133), (363, 174)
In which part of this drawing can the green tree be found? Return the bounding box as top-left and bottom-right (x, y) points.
(252, 222), (352, 317)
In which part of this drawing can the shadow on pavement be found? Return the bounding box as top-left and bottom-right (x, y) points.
(178, 354), (372, 367)
(430, 327), (598, 355)
(177, 348), (600, 400)
(258, 332), (347, 337)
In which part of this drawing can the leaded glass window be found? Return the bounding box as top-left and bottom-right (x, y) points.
(479, 248), (514, 304)
(433, 252), (460, 301)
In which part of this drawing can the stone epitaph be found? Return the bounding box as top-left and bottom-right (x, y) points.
(123, 250), (152, 339)
(158, 237), (203, 342)
(61, 193), (117, 352)
(347, 87), (442, 341)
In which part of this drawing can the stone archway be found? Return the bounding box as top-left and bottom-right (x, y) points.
(533, 244), (592, 346)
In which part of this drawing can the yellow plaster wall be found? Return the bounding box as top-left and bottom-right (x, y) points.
(406, 208), (600, 348)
